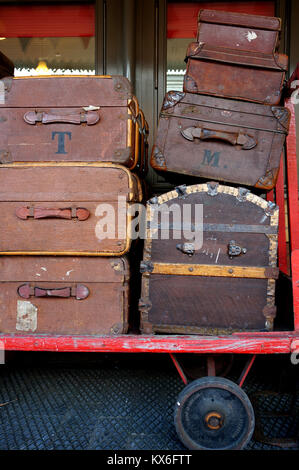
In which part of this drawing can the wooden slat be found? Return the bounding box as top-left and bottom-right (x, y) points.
(0, 333), (296, 354)
(150, 263), (276, 279)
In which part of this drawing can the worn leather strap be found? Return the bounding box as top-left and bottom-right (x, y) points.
(17, 284), (90, 300)
(16, 206), (90, 221)
(24, 110), (100, 125)
(181, 126), (257, 150)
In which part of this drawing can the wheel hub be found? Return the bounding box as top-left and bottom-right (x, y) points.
(205, 411), (224, 430)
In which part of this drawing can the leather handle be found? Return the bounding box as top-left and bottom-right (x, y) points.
(16, 207), (90, 221)
(181, 126), (257, 150)
(17, 284), (90, 300)
(24, 110), (100, 125)
(128, 96), (140, 119)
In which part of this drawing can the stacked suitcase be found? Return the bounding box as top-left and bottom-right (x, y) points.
(0, 75), (148, 336)
(140, 10), (291, 335)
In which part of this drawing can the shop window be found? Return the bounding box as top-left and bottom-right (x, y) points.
(167, 1), (276, 91)
(0, 3), (95, 76)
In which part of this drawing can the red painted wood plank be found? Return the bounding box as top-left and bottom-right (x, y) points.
(0, 334), (296, 354)
(276, 155), (289, 275)
(292, 250), (299, 332)
(285, 100), (299, 253)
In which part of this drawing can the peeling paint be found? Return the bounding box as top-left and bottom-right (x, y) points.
(66, 270), (74, 276)
(246, 31), (258, 42)
(41, 267), (47, 272)
(16, 301), (37, 332)
(215, 248), (221, 264)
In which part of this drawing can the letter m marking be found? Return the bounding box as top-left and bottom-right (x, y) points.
(202, 150), (220, 168)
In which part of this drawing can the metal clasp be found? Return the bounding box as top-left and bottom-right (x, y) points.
(228, 241), (247, 259)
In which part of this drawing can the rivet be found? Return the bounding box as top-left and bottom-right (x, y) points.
(228, 269), (234, 274)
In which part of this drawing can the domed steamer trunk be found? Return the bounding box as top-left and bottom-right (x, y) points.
(139, 182), (279, 335)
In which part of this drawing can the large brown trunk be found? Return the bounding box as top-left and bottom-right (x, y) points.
(0, 256), (129, 335)
(151, 91), (290, 191)
(0, 163), (142, 256)
(139, 183), (279, 335)
(0, 76), (142, 170)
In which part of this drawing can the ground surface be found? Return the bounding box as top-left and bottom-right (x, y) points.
(0, 352), (298, 450)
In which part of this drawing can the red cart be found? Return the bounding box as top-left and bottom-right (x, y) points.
(1, 99), (298, 451)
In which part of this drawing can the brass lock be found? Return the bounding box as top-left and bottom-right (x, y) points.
(228, 241), (247, 259)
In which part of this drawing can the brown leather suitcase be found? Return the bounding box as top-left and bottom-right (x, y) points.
(0, 256), (129, 335)
(0, 76), (142, 170)
(151, 91), (290, 191)
(139, 182), (279, 335)
(184, 42), (288, 105)
(0, 162), (142, 256)
(196, 9), (282, 55)
(185, 9), (287, 105)
(0, 51), (14, 79)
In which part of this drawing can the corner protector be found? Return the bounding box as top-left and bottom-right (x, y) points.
(255, 168), (279, 191)
(183, 75), (198, 93)
(162, 91), (185, 111)
(151, 145), (167, 170)
(110, 322), (127, 335)
(271, 106), (291, 132)
(112, 76), (133, 99)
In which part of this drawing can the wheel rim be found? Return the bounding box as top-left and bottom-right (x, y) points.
(174, 377), (255, 450)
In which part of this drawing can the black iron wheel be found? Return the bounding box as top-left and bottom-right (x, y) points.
(174, 377), (255, 450)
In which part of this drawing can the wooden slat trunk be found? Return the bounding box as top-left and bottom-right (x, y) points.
(139, 183), (279, 335)
(0, 256), (129, 335)
(0, 76), (142, 170)
(151, 91), (290, 191)
(0, 163), (142, 256)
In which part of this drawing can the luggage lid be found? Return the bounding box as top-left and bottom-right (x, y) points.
(185, 42), (288, 71)
(0, 75), (133, 107)
(198, 9), (281, 32)
(0, 256), (129, 283)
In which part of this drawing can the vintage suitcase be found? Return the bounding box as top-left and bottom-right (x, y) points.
(0, 256), (129, 335)
(151, 91), (290, 190)
(0, 75), (142, 170)
(196, 9), (282, 55)
(139, 182), (279, 335)
(184, 42), (288, 105)
(0, 51), (14, 79)
(0, 162), (142, 256)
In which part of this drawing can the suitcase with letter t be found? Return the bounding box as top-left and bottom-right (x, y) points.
(0, 75), (143, 171)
